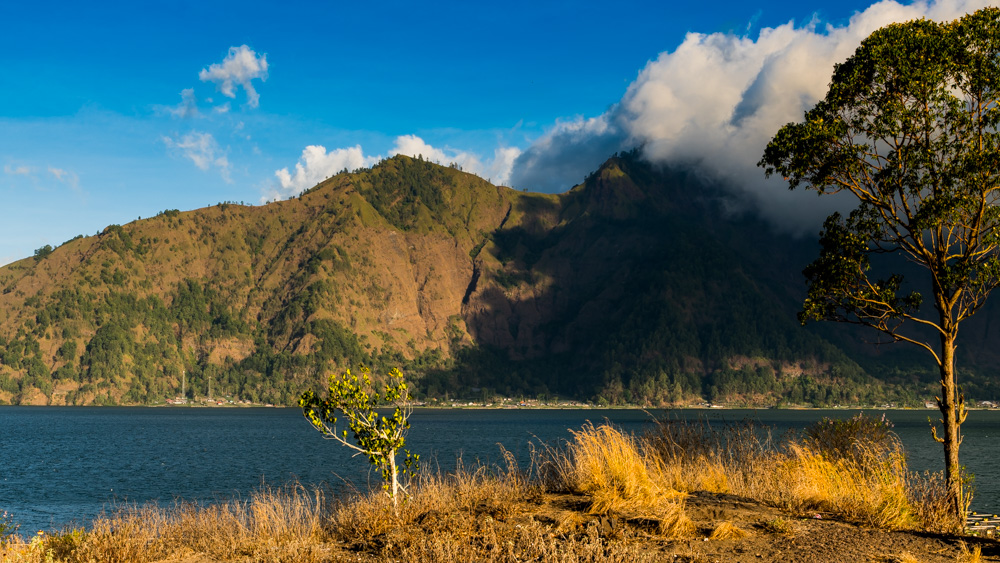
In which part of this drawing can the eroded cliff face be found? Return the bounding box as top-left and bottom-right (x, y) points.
(2, 152), (708, 404)
(454, 155), (897, 401)
(460, 157), (701, 361)
(0, 155), (524, 404)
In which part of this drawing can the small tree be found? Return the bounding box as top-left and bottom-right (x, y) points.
(33, 244), (53, 261)
(300, 366), (419, 505)
(760, 8), (1000, 528)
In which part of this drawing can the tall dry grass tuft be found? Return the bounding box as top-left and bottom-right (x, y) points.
(73, 505), (169, 563)
(643, 414), (941, 531)
(646, 418), (769, 494)
(907, 470), (971, 534)
(537, 422), (692, 537)
(781, 441), (914, 529)
(0, 484), (331, 563)
(566, 423), (669, 513)
(159, 484), (328, 560)
(328, 449), (658, 562)
(957, 541), (983, 563)
(327, 453), (533, 549)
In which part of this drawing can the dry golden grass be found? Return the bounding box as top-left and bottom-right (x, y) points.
(957, 541), (983, 563)
(708, 520), (749, 540)
(0, 419), (977, 562)
(778, 442), (914, 529)
(326, 450), (659, 563)
(562, 423), (676, 512)
(537, 422), (694, 538)
(759, 517), (794, 537)
(907, 470), (971, 534)
(643, 417), (951, 532)
(0, 448), (658, 563)
(0, 485), (330, 563)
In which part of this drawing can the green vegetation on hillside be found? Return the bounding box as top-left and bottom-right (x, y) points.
(0, 154), (994, 406)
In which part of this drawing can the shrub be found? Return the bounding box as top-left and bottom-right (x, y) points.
(804, 413), (896, 462)
(299, 366), (419, 506)
(0, 510), (18, 542)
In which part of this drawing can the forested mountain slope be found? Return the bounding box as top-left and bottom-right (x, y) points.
(0, 153), (994, 406)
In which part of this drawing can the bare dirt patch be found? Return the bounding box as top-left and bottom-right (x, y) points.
(314, 491), (1000, 563)
(667, 491), (996, 562)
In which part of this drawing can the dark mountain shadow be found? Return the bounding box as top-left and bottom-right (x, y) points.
(448, 152), (899, 402)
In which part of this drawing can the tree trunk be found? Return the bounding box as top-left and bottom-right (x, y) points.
(389, 452), (399, 510)
(938, 333), (965, 531)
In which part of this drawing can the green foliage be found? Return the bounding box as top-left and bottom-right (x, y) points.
(759, 8), (1000, 524)
(804, 413), (896, 462)
(4, 145), (1000, 411)
(33, 245), (53, 261)
(493, 269), (532, 289)
(760, 8), (1000, 346)
(0, 510), (18, 542)
(82, 321), (133, 383)
(355, 156), (452, 231)
(99, 224), (137, 257)
(300, 366), (418, 503)
(469, 237), (488, 259)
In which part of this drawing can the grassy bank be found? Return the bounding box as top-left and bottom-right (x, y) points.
(0, 416), (990, 562)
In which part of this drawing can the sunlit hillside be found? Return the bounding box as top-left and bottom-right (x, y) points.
(1, 152), (996, 406)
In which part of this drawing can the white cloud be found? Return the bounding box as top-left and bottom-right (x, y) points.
(488, 146), (522, 186)
(265, 135), (522, 202)
(3, 163), (81, 191)
(389, 135), (519, 185)
(48, 167), (80, 190)
(509, 0), (996, 233)
(199, 45), (268, 108)
(3, 164), (31, 176)
(163, 131), (232, 182)
(509, 115), (628, 191)
(267, 145), (377, 201)
(161, 88), (199, 118)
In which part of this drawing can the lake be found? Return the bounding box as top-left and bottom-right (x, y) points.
(1, 407), (999, 534)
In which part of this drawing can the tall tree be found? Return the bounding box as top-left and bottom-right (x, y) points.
(760, 8), (1000, 528)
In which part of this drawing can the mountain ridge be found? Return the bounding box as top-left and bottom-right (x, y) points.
(0, 152), (995, 406)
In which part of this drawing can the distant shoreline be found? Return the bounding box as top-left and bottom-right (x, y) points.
(4, 402), (997, 411)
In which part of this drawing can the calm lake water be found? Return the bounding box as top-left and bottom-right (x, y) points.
(1, 407), (999, 534)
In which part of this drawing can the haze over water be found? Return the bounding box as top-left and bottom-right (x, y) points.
(2, 407), (998, 535)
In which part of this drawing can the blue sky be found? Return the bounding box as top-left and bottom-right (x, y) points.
(0, 0), (987, 264)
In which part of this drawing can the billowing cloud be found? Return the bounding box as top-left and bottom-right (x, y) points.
(508, 115), (629, 192)
(390, 135), (520, 185)
(265, 135), (521, 202)
(488, 146), (522, 186)
(162, 131), (232, 182)
(391, 135), (466, 167)
(510, 0), (995, 233)
(267, 145), (377, 201)
(199, 45), (268, 108)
